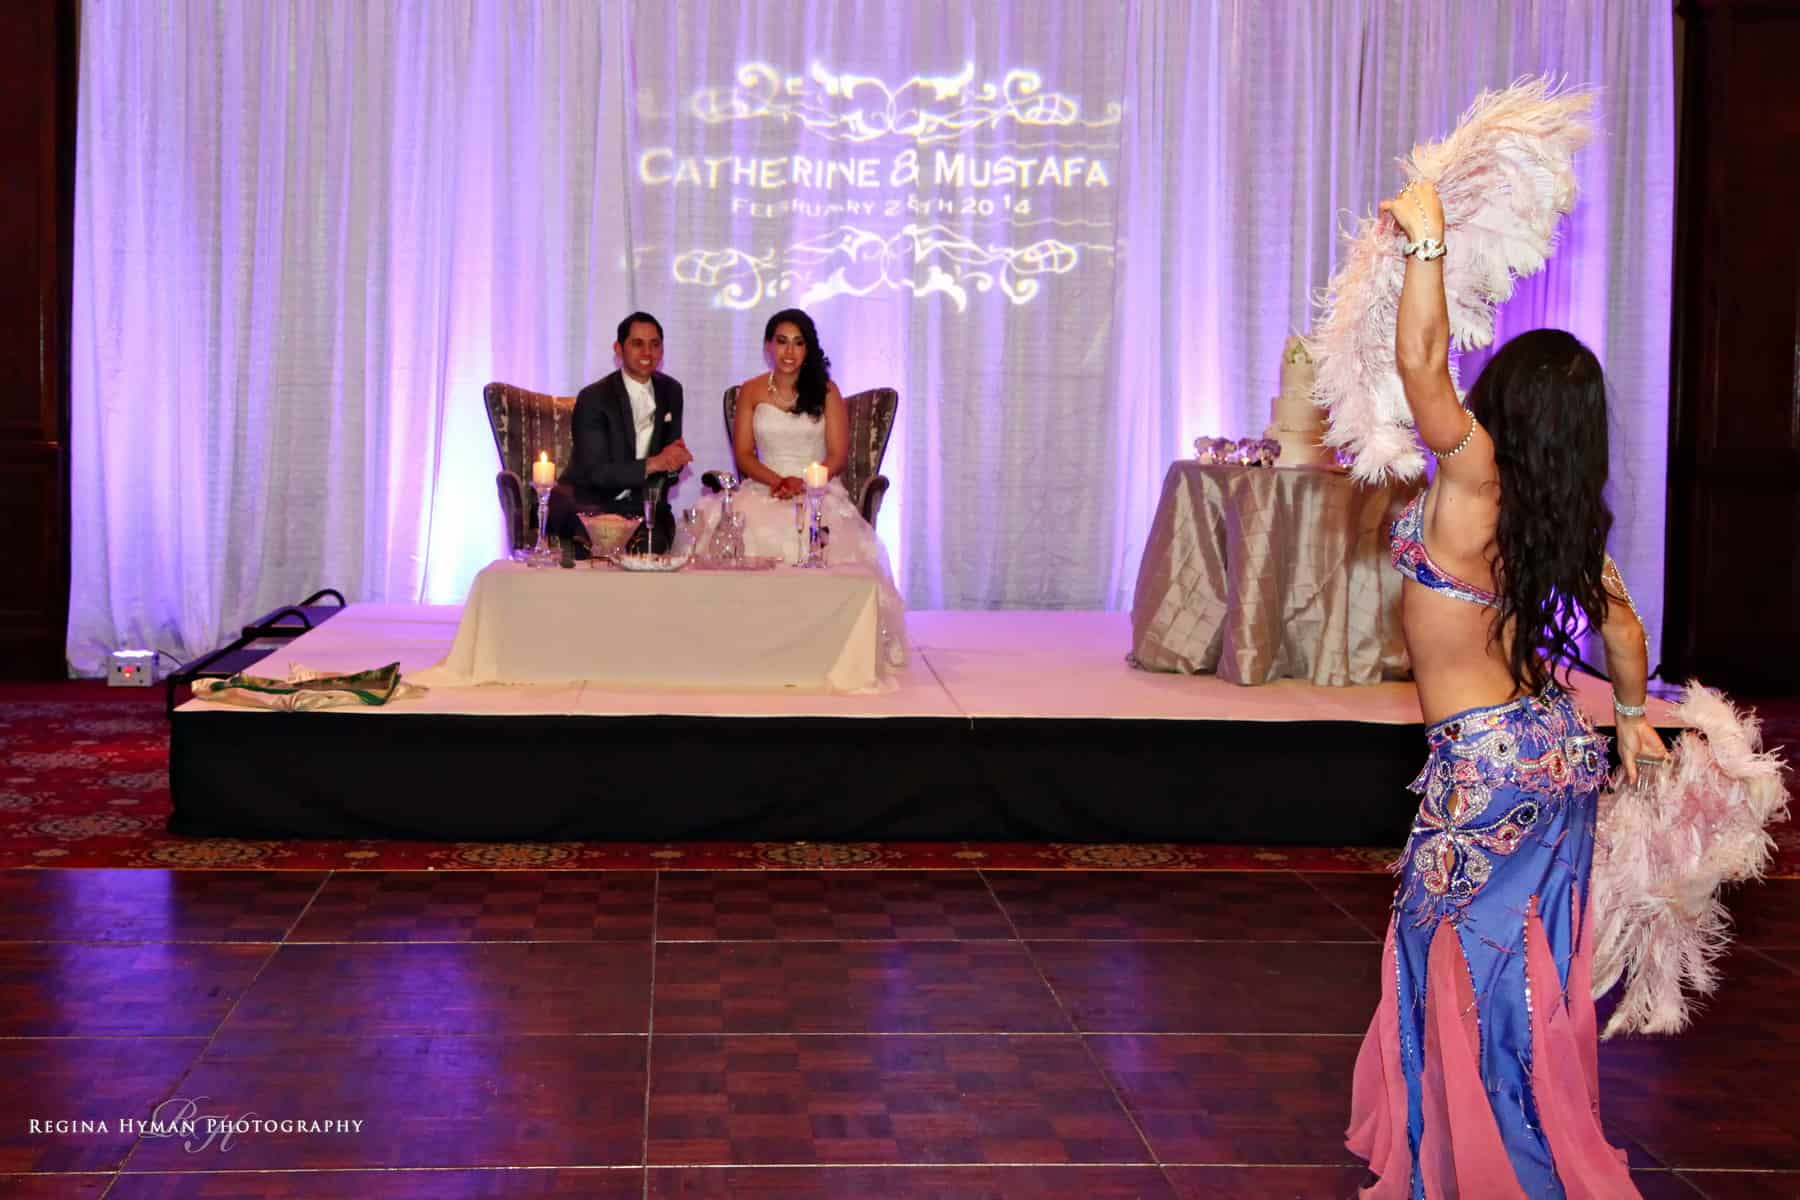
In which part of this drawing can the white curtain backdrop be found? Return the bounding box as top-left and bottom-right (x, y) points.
(68, 0), (1674, 674)
(1110, 0), (1676, 667)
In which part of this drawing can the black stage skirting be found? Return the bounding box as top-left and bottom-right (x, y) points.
(170, 709), (1443, 845)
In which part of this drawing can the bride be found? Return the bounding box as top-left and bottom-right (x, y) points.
(704, 308), (908, 669)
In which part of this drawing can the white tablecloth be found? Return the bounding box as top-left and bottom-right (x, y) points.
(415, 560), (884, 692)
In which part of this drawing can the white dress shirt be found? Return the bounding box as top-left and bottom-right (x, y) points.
(618, 373), (657, 499)
(623, 373), (657, 459)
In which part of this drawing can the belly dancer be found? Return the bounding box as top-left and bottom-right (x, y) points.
(1345, 177), (1668, 1199)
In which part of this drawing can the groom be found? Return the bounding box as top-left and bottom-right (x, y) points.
(550, 311), (692, 554)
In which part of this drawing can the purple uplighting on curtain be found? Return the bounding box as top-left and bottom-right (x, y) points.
(67, 0), (1674, 675)
(1107, 0), (1674, 668)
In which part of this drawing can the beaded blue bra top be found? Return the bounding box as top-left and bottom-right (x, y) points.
(1389, 492), (1499, 608)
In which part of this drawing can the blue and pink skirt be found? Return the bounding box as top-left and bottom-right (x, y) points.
(1348, 685), (1639, 1199)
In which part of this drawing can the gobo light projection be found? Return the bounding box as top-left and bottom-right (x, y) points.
(640, 62), (1122, 311)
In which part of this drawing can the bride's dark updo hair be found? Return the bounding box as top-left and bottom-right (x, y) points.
(765, 308), (832, 420)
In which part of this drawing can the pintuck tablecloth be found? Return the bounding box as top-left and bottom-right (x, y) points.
(1130, 462), (1423, 686)
(415, 559), (884, 692)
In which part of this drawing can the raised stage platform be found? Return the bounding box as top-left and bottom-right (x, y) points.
(169, 606), (1674, 845)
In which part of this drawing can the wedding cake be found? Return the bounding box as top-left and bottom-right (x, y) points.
(1262, 335), (1331, 466)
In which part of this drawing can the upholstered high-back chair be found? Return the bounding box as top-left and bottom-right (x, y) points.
(483, 382), (672, 552)
(721, 385), (899, 527)
(484, 383), (575, 553)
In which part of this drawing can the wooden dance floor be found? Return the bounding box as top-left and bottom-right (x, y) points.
(2, 864), (1793, 1195)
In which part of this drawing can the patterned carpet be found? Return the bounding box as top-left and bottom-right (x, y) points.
(2, 684), (1793, 874)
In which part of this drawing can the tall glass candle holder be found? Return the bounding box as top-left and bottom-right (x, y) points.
(800, 485), (827, 568)
(528, 481), (555, 567)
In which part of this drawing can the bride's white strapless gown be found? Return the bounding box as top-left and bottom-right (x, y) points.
(700, 403), (908, 669)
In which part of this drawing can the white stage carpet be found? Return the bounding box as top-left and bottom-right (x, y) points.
(188, 605), (1676, 728)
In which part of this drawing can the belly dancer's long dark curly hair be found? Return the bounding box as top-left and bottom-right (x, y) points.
(1467, 328), (1615, 696)
(764, 308), (832, 420)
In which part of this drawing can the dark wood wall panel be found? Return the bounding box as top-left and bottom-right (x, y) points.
(0, 0), (73, 677)
(1665, 1), (1800, 691)
(0, 453), (62, 628)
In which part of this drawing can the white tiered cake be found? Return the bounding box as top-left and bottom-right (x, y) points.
(1263, 335), (1331, 467)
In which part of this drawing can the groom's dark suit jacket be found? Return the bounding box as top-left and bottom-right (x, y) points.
(560, 369), (685, 513)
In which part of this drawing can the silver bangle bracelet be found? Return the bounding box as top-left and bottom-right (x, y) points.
(1613, 696), (1647, 719)
(1402, 237), (1446, 261)
(1431, 410), (1478, 461)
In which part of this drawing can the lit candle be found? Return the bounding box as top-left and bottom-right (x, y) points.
(803, 461), (829, 489)
(531, 451), (556, 487)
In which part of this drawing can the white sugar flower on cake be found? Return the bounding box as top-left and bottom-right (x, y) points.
(1262, 336), (1332, 467)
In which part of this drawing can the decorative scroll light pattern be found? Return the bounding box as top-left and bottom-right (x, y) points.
(690, 62), (1121, 145)
(674, 223), (1112, 312)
